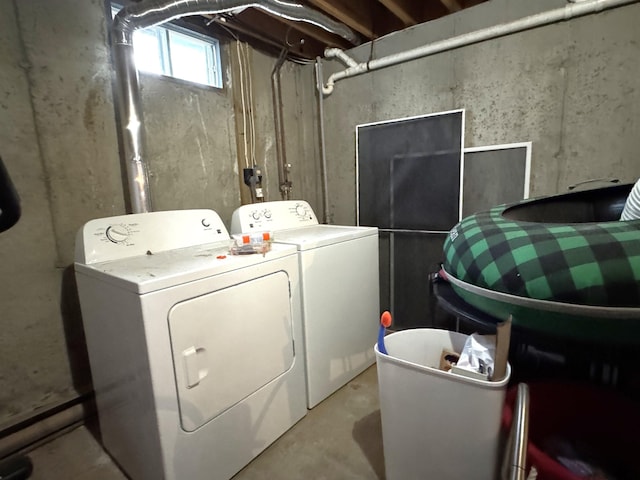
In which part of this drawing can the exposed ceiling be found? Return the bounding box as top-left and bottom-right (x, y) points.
(198, 0), (490, 62)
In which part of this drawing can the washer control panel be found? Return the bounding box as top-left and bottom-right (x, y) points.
(76, 209), (230, 264)
(231, 200), (318, 233)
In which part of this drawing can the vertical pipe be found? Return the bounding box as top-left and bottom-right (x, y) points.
(315, 58), (329, 223)
(271, 48), (290, 200)
(112, 0), (359, 212)
(112, 41), (152, 213)
(505, 383), (530, 480)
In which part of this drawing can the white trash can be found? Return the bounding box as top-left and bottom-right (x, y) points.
(375, 328), (510, 480)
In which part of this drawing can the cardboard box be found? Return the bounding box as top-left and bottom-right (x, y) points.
(438, 349), (460, 372)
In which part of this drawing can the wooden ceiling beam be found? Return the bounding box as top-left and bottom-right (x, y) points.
(273, 16), (352, 50)
(462, 0), (488, 7)
(440, 0), (463, 13)
(377, 0), (421, 27)
(305, 0), (376, 39)
(209, 10), (329, 59)
(423, 2), (451, 22)
(201, 0), (492, 60)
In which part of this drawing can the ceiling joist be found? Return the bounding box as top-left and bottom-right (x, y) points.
(199, 0), (490, 61)
(440, 0), (463, 12)
(378, 0), (421, 27)
(305, 0), (377, 39)
(273, 15), (352, 51)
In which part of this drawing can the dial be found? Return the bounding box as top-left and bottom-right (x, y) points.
(295, 204), (307, 217)
(263, 209), (272, 219)
(105, 225), (131, 244)
(252, 211), (261, 220)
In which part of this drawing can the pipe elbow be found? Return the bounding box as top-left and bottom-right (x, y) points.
(323, 47), (340, 58)
(321, 80), (335, 96)
(323, 47), (359, 68)
(112, 8), (135, 45)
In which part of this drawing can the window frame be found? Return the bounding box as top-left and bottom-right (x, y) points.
(110, 3), (223, 89)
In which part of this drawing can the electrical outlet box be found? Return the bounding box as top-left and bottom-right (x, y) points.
(243, 167), (263, 187)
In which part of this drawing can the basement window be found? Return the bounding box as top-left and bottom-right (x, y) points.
(111, 4), (223, 88)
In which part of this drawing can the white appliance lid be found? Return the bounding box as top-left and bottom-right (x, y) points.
(230, 200), (318, 234)
(272, 224), (378, 250)
(75, 242), (297, 294)
(75, 209), (230, 264)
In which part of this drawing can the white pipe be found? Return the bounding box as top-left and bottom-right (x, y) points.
(322, 0), (639, 95)
(324, 47), (359, 68)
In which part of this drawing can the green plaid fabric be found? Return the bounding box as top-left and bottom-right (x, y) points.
(443, 204), (640, 307)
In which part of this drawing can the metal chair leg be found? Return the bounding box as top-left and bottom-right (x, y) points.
(502, 383), (530, 480)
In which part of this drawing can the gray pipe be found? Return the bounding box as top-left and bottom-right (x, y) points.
(505, 383), (530, 480)
(271, 47), (290, 200)
(315, 58), (329, 223)
(112, 0), (360, 213)
(112, 42), (150, 213)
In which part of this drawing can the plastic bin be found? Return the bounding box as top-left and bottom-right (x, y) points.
(375, 328), (510, 480)
(502, 381), (640, 480)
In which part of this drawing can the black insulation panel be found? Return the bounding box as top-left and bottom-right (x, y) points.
(357, 111), (463, 231)
(358, 112), (464, 328)
(463, 146), (529, 217)
(390, 232), (448, 328)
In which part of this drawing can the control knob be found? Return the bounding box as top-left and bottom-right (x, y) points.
(105, 225), (130, 244)
(295, 204), (307, 217)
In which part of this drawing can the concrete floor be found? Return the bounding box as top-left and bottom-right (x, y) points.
(25, 365), (384, 480)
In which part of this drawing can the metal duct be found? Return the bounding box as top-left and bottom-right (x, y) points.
(112, 0), (360, 213)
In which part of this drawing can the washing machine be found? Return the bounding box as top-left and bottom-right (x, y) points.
(231, 200), (379, 408)
(74, 209), (306, 480)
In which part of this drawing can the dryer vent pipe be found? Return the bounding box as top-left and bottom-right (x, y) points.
(112, 0), (360, 213)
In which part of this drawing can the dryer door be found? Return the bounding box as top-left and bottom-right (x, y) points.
(168, 271), (294, 432)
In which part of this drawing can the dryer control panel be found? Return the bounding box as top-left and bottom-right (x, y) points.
(231, 200), (318, 233)
(75, 209), (230, 264)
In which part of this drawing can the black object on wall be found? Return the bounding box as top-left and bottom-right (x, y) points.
(357, 115), (532, 329)
(357, 111), (463, 231)
(0, 156), (21, 233)
(357, 111), (465, 328)
(462, 143), (531, 217)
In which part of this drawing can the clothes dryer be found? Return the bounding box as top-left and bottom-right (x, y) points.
(231, 201), (379, 408)
(75, 210), (306, 480)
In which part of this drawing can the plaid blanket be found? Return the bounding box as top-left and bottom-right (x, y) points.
(443, 203), (640, 308)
